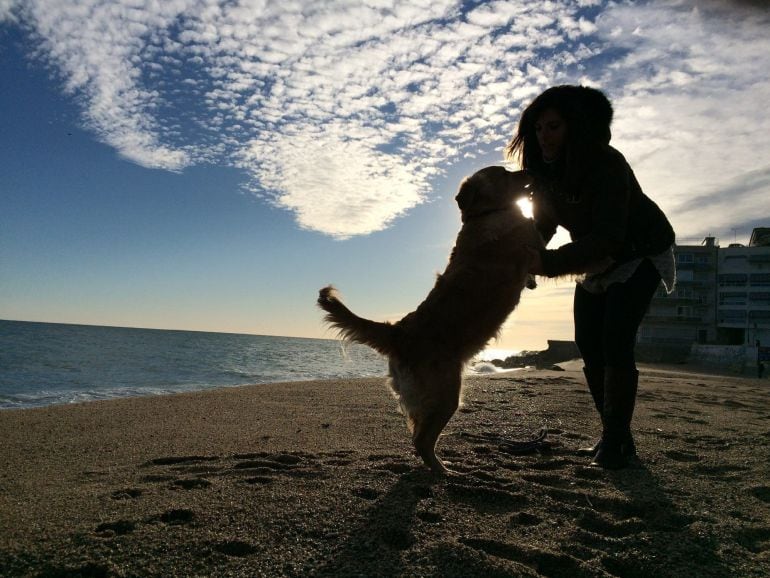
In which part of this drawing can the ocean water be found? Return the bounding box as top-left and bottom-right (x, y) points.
(0, 320), (521, 410)
(0, 320), (392, 409)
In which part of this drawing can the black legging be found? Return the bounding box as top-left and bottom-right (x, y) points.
(574, 258), (662, 370)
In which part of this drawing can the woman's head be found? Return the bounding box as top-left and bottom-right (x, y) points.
(506, 85), (613, 177)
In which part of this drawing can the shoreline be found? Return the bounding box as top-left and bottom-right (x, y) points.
(4, 356), (752, 413)
(1, 367), (769, 576)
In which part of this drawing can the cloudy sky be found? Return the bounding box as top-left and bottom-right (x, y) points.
(1, 0), (769, 353)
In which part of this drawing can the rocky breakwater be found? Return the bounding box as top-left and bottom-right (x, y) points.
(490, 340), (580, 370)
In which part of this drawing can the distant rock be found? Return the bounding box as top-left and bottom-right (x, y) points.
(491, 340), (580, 370)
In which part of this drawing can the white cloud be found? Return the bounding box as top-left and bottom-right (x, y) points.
(0, 0), (16, 22)
(15, 0), (195, 170)
(238, 125), (428, 239)
(8, 0), (768, 240)
(592, 0), (770, 243)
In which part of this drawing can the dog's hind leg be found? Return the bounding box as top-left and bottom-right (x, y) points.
(413, 409), (455, 475)
(412, 372), (462, 475)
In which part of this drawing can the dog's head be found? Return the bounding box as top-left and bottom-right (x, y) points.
(455, 166), (532, 222)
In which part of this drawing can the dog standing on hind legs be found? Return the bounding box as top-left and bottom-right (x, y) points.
(318, 166), (543, 474)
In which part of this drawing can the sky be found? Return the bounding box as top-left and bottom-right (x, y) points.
(1, 0), (769, 354)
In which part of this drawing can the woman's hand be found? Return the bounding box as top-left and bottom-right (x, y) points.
(525, 245), (544, 275)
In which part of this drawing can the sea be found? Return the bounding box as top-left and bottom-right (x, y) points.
(0, 320), (518, 410)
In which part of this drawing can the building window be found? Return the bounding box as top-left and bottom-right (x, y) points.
(679, 269), (694, 282)
(749, 292), (770, 304)
(675, 287), (694, 299)
(677, 306), (692, 317)
(749, 310), (770, 321)
(695, 254), (710, 264)
(719, 310), (747, 323)
(719, 292), (747, 305)
(719, 273), (748, 286)
(750, 273), (770, 287)
(677, 253), (694, 264)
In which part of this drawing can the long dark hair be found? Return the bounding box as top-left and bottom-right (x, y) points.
(505, 85), (613, 189)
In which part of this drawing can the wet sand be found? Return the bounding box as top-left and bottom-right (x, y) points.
(1, 363), (769, 576)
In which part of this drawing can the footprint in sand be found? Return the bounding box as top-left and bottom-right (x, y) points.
(95, 520), (136, 537)
(173, 478), (212, 490)
(111, 488), (143, 500)
(214, 540), (257, 558)
(141, 474), (175, 483)
(140, 451), (328, 489)
(158, 509), (196, 526)
(682, 434), (732, 450)
(147, 455), (220, 466)
(363, 454), (413, 475)
(232, 452), (328, 480)
(692, 463), (749, 480)
(521, 473), (577, 489)
(352, 487), (380, 500)
(573, 466), (605, 481)
(734, 526), (770, 553)
(322, 450), (356, 466)
(242, 476), (273, 485)
(576, 510), (646, 539)
(416, 510), (442, 524)
(663, 449), (701, 463)
(45, 563), (114, 577)
(510, 511), (541, 526)
(527, 458), (575, 471)
(750, 486), (770, 504)
(459, 537), (590, 576)
(447, 482), (527, 511)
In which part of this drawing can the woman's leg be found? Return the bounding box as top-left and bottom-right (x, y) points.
(602, 258), (662, 370)
(573, 284), (607, 453)
(592, 259), (662, 468)
(574, 283), (606, 370)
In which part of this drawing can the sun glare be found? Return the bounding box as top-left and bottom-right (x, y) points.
(516, 197), (533, 219)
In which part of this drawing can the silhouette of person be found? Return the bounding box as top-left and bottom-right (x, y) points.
(507, 85), (676, 469)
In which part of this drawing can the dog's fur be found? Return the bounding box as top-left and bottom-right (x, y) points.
(317, 166), (544, 474)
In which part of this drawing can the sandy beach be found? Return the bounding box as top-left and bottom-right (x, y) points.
(1, 363), (769, 577)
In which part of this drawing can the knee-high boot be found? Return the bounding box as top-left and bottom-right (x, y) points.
(590, 367), (639, 469)
(577, 366), (605, 455)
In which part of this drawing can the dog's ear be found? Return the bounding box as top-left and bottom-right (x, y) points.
(455, 178), (476, 212)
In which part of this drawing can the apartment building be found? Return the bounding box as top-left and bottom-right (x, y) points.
(716, 228), (770, 346)
(639, 227), (770, 356)
(638, 237), (718, 352)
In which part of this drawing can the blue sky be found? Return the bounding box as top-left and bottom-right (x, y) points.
(1, 0), (769, 353)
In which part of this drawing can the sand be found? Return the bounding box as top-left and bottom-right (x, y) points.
(1, 363), (769, 577)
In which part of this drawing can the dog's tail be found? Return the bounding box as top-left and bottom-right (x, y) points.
(317, 286), (398, 356)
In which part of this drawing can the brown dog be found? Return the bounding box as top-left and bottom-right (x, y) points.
(318, 166), (542, 474)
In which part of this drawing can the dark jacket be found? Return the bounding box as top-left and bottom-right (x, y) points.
(532, 146), (675, 277)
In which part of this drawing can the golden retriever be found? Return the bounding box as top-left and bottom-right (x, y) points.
(317, 166), (542, 474)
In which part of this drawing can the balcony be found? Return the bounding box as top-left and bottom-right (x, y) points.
(645, 315), (706, 325)
(652, 296), (707, 305)
(675, 262), (714, 272)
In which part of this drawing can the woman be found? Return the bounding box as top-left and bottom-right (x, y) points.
(507, 85), (676, 469)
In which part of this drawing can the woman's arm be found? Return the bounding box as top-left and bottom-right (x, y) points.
(531, 189), (558, 247)
(539, 153), (631, 277)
